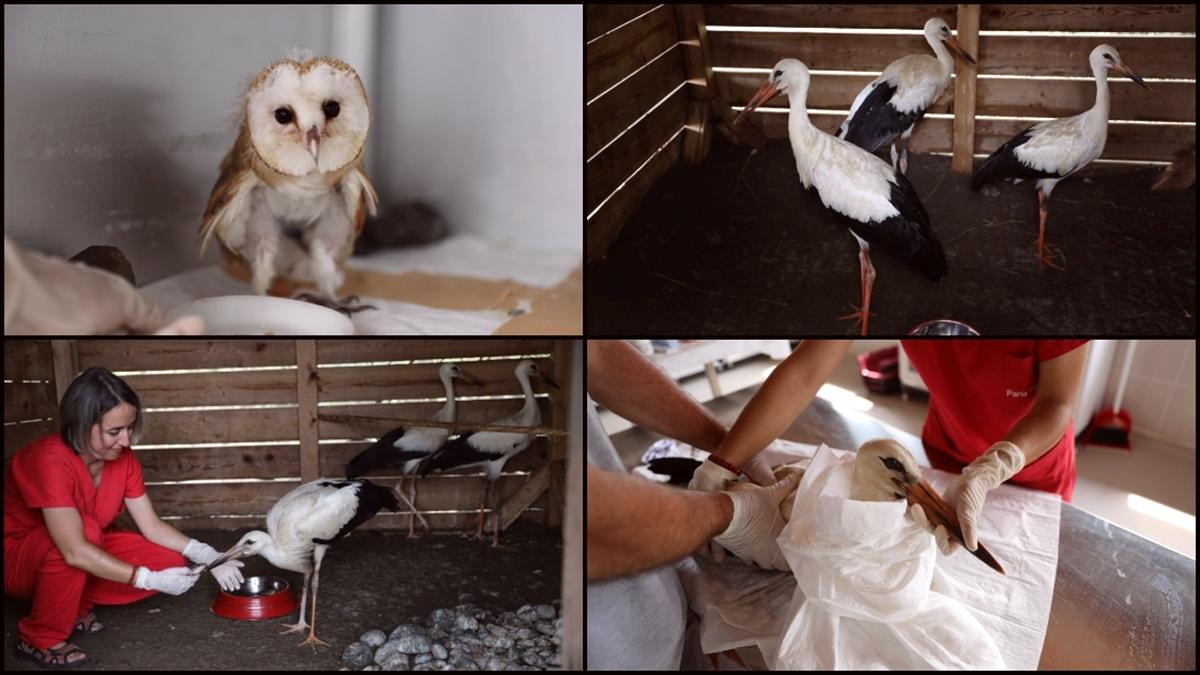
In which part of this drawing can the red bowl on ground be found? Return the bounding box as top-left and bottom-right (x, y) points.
(211, 575), (299, 621)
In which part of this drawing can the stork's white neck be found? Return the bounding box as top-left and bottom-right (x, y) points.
(1090, 63), (1111, 121)
(515, 367), (537, 421)
(927, 32), (956, 78)
(431, 370), (458, 423)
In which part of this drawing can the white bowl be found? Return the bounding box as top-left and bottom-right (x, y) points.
(166, 295), (355, 335)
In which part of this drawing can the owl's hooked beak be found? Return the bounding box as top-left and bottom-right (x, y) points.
(306, 125), (320, 165)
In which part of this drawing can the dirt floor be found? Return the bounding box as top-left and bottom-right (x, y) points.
(3, 522), (562, 670)
(588, 135), (1196, 335)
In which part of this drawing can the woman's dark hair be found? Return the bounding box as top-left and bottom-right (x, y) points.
(59, 367), (144, 455)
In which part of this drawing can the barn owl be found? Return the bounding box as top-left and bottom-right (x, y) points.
(198, 55), (378, 313)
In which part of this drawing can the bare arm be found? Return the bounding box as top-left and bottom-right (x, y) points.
(587, 464), (733, 581)
(125, 493), (193, 552)
(586, 340), (727, 452)
(43, 507), (139, 583)
(1002, 343), (1089, 464)
(712, 340), (852, 469)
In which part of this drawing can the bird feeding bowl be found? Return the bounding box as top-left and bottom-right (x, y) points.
(908, 319), (980, 336)
(210, 575), (299, 621)
(165, 295), (355, 335)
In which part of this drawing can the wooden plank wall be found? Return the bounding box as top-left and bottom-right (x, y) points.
(586, 4), (688, 264)
(30, 339), (571, 534)
(4, 340), (58, 460)
(709, 4), (1195, 161)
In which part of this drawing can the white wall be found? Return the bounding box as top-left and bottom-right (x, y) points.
(3, 5), (330, 284)
(376, 5), (581, 253)
(1102, 340), (1195, 449)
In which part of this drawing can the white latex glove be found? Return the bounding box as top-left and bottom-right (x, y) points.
(907, 502), (957, 555)
(133, 565), (201, 596)
(4, 237), (205, 335)
(944, 441), (1026, 551)
(713, 472), (802, 571)
(184, 538), (245, 592)
(688, 458), (740, 561)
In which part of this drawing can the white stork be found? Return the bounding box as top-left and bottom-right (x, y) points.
(344, 362), (479, 538)
(837, 18), (976, 174)
(417, 359), (559, 547)
(212, 478), (400, 648)
(734, 59), (946, 335)
(971, 44), (1151, 269)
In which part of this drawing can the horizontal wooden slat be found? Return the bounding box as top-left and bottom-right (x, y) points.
(317, 358), (557, 403)
(738, 109), (953, 153)
(587, 43), (687, 158)
(144, 474), (535, 519)
(316, 339), (553, 365)
(5, 419), (57, 458)
(586, 132), (684, 263)
(974, 36), (1194, 79)
(707, 4), (957, 29)
(709, 30), (957, 71)
(4, 382), (58, 423)
(136, 445), (300, 482)
(4, 340), (54, 382)
(980, 4), (1196, 31)
(317, 399), (553, 439)
(322, 437), (550, 478)
(587, 86), (688, 214)
(719, 70), (956, 115)
(76, 340), (297, 371)
(587, 4), (679, 102)
(586, 3), (658, 42)
(118, 368), (299, 407)
(164, 510), (546, 533)
(140, 407), (298, 445)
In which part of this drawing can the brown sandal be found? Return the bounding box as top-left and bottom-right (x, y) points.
(73, 611), (104, 634)
(15, 639), (89, 669)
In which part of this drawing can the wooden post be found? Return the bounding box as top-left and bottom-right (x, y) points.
(952, 4), (981, 173)
(50, 340), (78, 404)
(295, 340), (320, 483)
(675, 5), (715, 164)
(560, 341), (583, 670)
(547, 340), (575, 527)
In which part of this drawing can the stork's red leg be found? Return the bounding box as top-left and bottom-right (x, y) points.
(837, 245), (877, 334)
(476, 478), (489, 540)
(1036, 189), (1065, 271)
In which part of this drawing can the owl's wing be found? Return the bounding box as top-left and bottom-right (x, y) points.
(198, 136), (261, 257)
(341, 163), (379, 239)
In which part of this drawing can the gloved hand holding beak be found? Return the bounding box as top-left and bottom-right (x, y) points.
(912, 441), (1025, 554)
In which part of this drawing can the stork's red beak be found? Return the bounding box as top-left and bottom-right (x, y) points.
(457, 370), (482, 386)
(894, 475), (1006, 574)
(943, 35), (977, 67)
(1113, 61), (1152, 91)
(733, 79), (781, 126)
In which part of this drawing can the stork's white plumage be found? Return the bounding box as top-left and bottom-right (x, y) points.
(417, 359), (559, 547)
(344, 362), (479, 537)
(734, 59), (946, 335)
(837, 18), (976, 174)
(217, 478), (400, 647)
(971, 44), (1152, 269)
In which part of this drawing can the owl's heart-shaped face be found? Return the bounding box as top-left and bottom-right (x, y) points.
(246, 57), (370, 177)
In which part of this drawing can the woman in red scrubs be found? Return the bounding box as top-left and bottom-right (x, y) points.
(5, 367), (245, 668)
(690, 340), (1088, 558)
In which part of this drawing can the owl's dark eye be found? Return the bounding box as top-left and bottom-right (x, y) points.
(274, 108), (293, 124)
(323, 101), (340, 119)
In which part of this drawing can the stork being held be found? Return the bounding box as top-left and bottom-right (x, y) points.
(209, 478), (400, 648)
(970, 44), (1151, 270)
(735, 59), (946, 335)
(344, 362), (479, 537)
(837, 17), (976, 174)
(417, 359), (559, 547)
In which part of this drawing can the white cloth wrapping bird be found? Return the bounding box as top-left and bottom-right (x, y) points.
(675, 442), (1060, 670)
(773, 445), (1004, 669)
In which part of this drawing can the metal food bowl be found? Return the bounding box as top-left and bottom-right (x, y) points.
(908, 319), (981, 336)
(210, 575), (299, 621)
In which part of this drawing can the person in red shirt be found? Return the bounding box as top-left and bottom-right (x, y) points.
(694, 340), (1088, 562)
(5, 367), (246, 669)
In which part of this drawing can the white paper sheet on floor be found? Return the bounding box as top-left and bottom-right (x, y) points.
(673, 442), (1061, 670)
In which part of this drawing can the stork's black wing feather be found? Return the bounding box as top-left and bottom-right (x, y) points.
(417, 433), (503, 476)
(970, 126), (1062, 190)
(344, 426), (430, 478)
(646, 457), (703, 486)
(839, 80), (924, 154)
(845, 173), (946, 281)
(312, 479), (400, 544)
